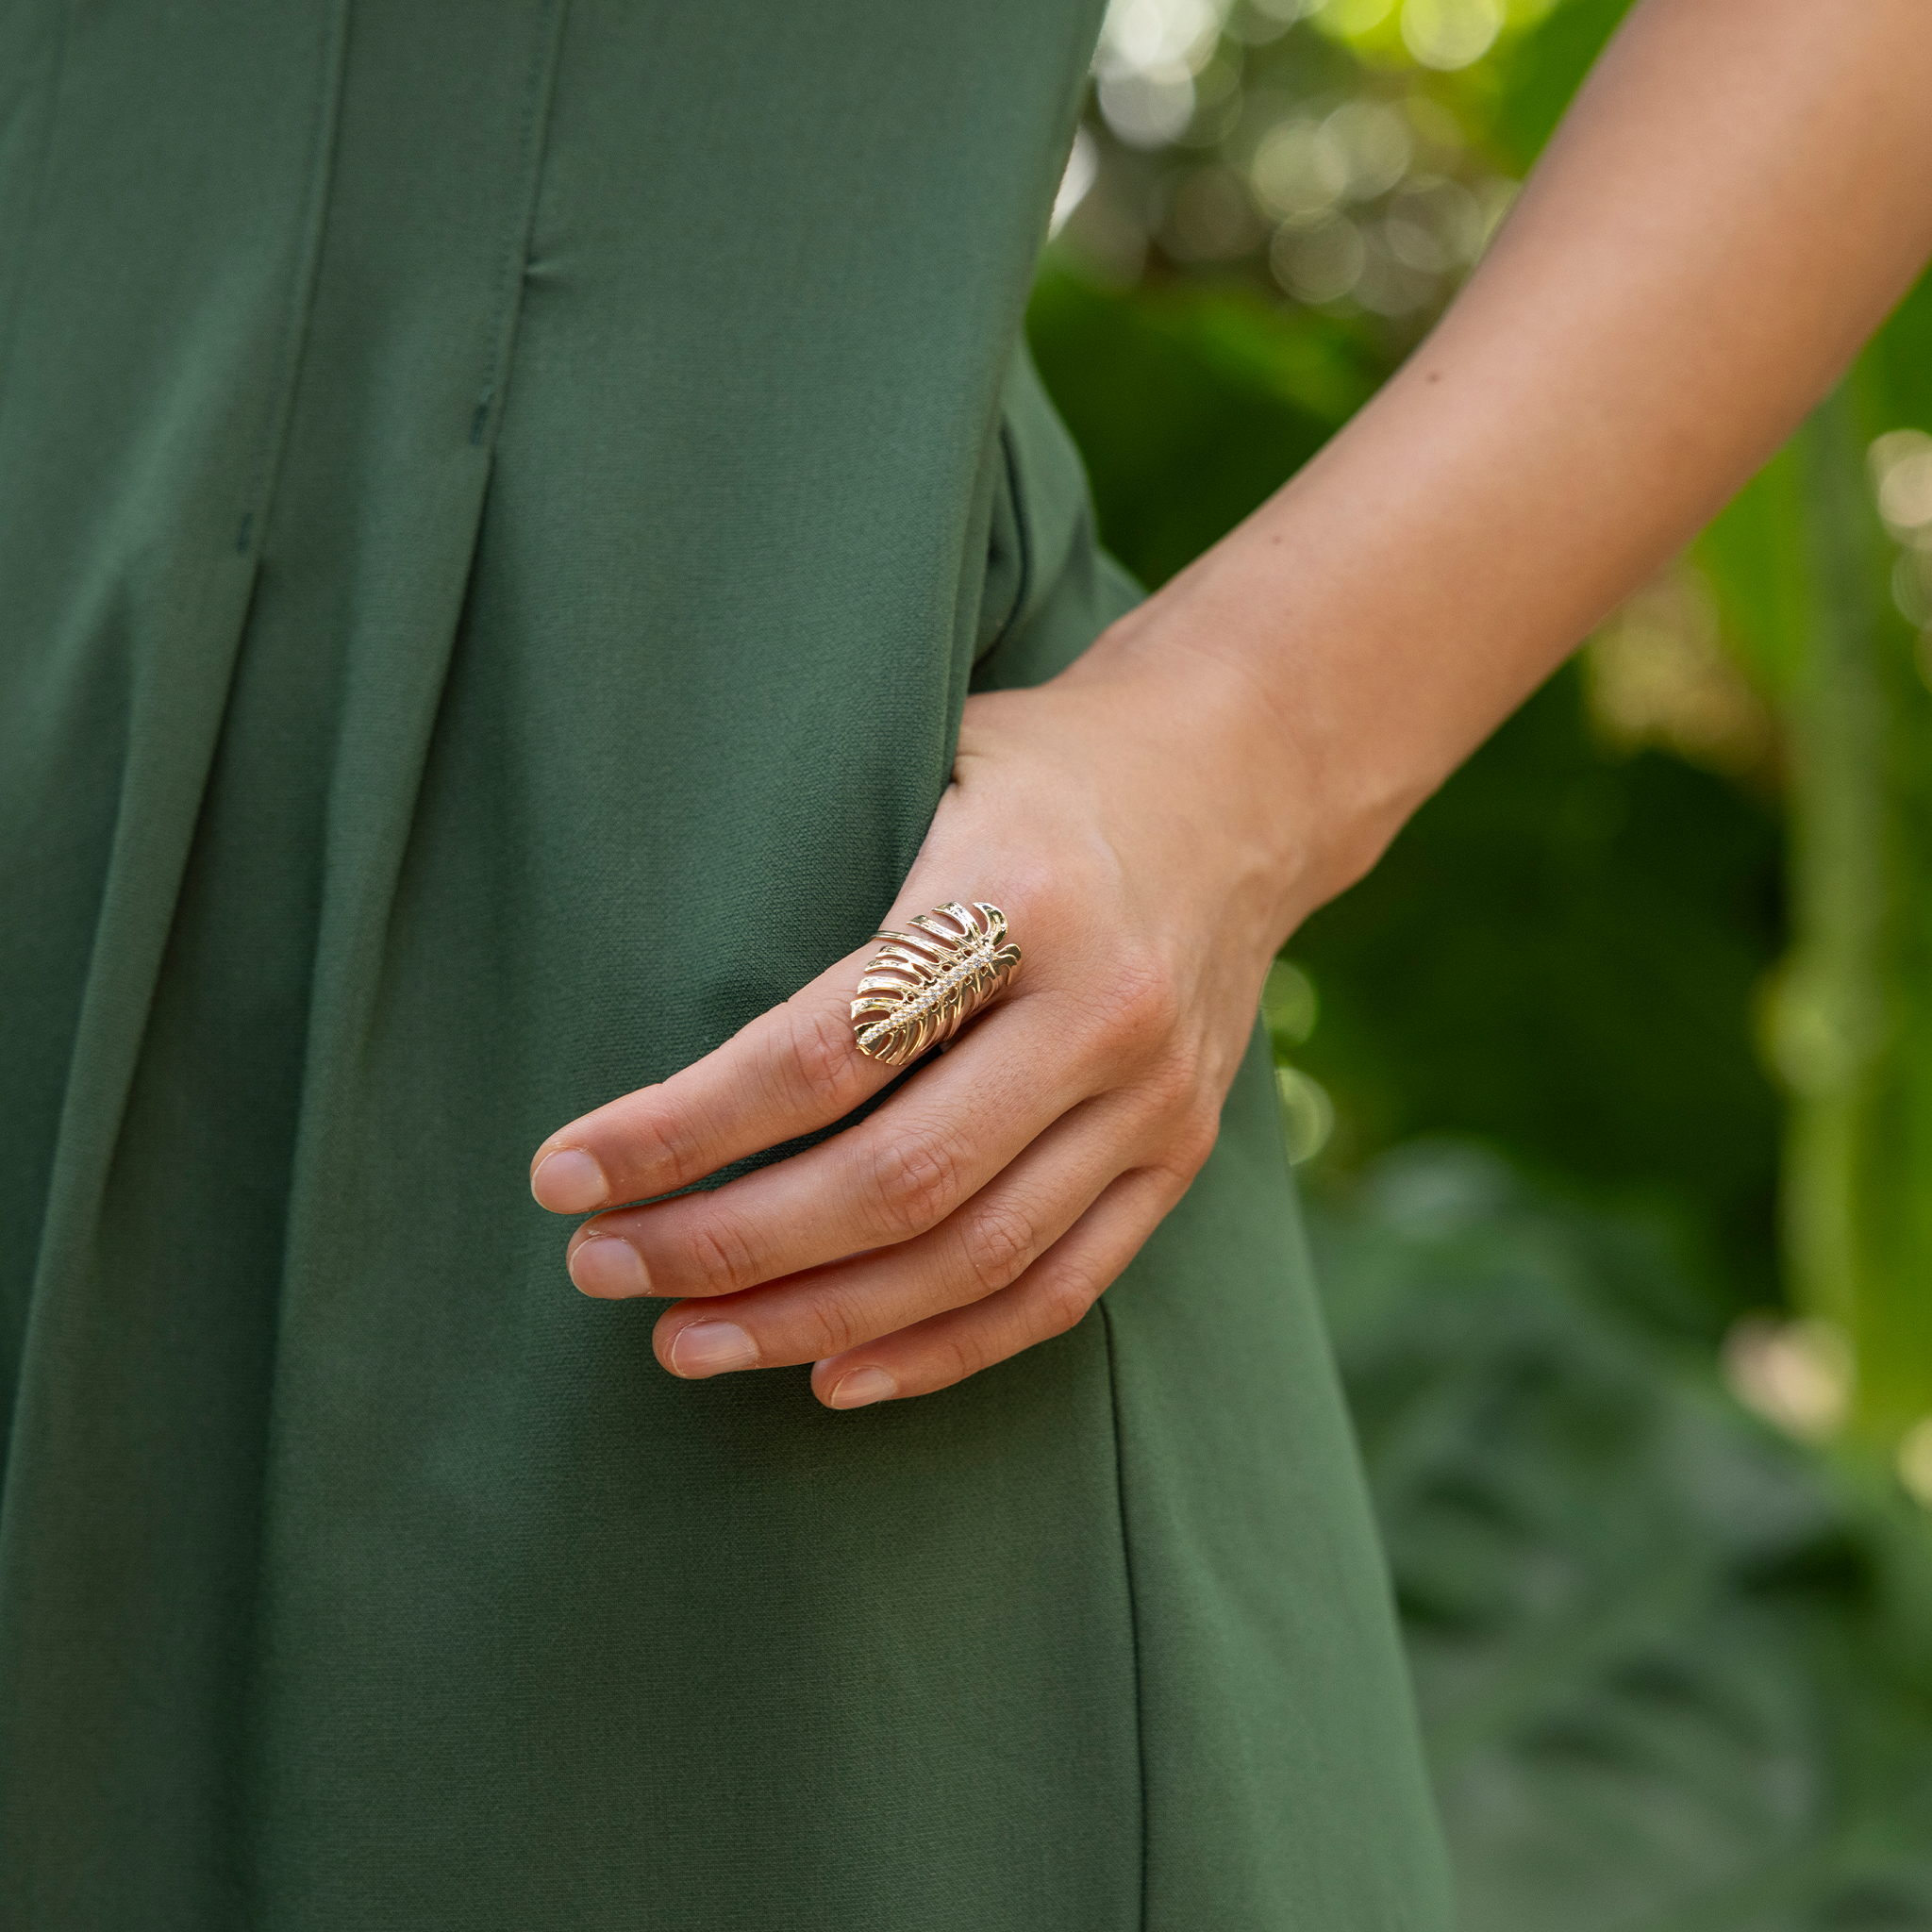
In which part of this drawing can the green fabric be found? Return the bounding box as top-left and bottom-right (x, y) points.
(0, 3), (1451, 1924)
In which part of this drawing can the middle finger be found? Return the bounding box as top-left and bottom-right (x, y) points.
(565, 997), (1099, 1301)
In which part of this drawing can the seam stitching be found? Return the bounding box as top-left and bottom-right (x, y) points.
(997, 414), (1035, 645)
(973, 412), (1035, 678)
(1101, 1299), (1152, 1932)
(470, 0), (570, 447)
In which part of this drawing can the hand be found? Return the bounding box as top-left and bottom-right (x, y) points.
(527, 641), (1309, 1408)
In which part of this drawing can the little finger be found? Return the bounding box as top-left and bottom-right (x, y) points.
(807, 1165), (1190, 1408)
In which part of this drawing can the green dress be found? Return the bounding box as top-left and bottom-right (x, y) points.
(0, 3), (1450, 1924)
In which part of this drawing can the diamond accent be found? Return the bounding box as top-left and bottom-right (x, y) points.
(854, 935), (1002, 1052)
(848, 901), (1024, 1065)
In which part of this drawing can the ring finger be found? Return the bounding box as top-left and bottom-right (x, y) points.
(646, 1089), (1151, 1377)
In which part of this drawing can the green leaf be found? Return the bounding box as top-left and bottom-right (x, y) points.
(1315, 1143), (1932, 1931)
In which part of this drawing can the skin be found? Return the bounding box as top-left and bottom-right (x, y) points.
(529, 0), (1932, 1410)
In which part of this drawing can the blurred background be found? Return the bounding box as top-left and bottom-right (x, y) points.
(1030, 0), (1932, 1923)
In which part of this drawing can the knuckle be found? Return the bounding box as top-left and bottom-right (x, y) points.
(1091, 951), (1181, 1051)
(957, 1199), (1041, 1298)
(1038, 1268), (1104, 1339)
(678, 1208), (763, 1294)
(867, 1129), (965, 1236)
(620, 1099), (695, 1187)
(800, 1293), (861, 1360)
(929, 1330), (992, 1391)
(1166, 1105), (1223, 1178)
(782, 1002), (859, 1113)
(1136, 1047), (1202, 1121)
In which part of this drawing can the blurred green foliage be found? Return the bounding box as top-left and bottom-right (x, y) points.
(1031, 0), (1932, 1917)
(1315, 1144), (1932, 1930)
(1710, 375), (1932, 1439)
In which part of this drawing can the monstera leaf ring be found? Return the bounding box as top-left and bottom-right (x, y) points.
(849, 901), (1023, 1066)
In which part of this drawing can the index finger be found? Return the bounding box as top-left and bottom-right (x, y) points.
(527, 942), (906, 1215)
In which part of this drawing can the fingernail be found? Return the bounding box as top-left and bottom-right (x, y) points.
(827, 1366), (898, 1410)
(668, 1321), (759, 1377)
(569, 1235), (649, 1298)
(532, 1147), (608, 1213)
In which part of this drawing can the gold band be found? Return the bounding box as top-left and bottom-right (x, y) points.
(850, 901), (1023, 1066)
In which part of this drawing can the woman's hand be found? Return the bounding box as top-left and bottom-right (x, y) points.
(527, 641), (1313, 1408)
(529, 0), (1932, 1415)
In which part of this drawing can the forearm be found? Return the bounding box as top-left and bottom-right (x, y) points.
(1074, 0), (1932, 933)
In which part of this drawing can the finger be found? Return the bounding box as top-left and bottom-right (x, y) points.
(807, 1166), (1187, 1408)
(527, 943), (900, 1215)
(646, 1092), (1139, 1376)
(563, 994), (1101, 1302)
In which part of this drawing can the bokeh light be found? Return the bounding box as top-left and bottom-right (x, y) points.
(1897, 1414), (1932, 1508)
(1058, 0), (1524, 331)
(1255, 118), (1347, 221)
(1869, 427), (1932, 534)
(1272, 214), (1366, 302)
(1399, 0), (1502, 70)
(1263, 958), (1320, 1042)
(1263, 960), (1328, 1160)
(1326, 99), (1412, 197)
(1866, 429), (1932, 682)
(1276, 1065), (1337, 1163)
(1319, 0), (1395, 32)
(1093, 0), (1231, 147)
(1585, 566), (1774, 778)
(1722, 1314), (1856, 1443)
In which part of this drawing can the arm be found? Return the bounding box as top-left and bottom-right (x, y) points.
(530, 0), (1932, 1407)
(1094, 0), (1932, 929)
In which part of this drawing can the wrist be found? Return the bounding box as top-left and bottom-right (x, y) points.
(1061, 577), (1412, 945)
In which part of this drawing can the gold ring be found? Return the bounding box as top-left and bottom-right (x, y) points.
(850, 901), (1023, 1065)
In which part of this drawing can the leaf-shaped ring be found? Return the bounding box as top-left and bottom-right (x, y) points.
(850, 901), (1024, 1066)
